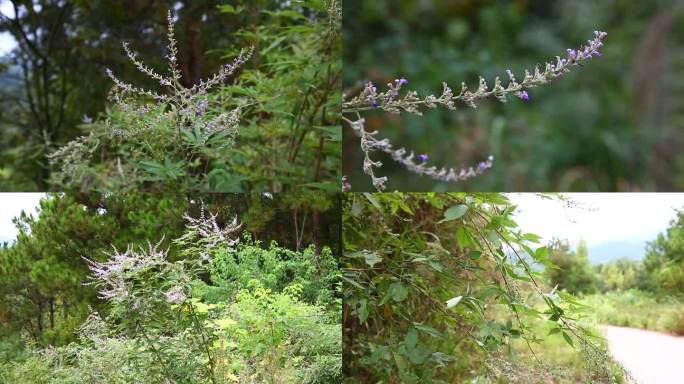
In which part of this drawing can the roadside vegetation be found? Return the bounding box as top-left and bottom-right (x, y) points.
(545, 210), (684, 336)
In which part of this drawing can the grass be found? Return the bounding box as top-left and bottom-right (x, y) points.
(581, 289), (684, 336)
(482, 301), (626, 384)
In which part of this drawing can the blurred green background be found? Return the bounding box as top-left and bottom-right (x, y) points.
(343, 0), (684, 191)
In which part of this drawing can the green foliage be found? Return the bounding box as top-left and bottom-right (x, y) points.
(594, 258), (640, 292)
(1, 199), (341, 383)
(215, 0), (342, 192)
(0, 193), (188, 350)
(342, 193), (619, 383)
(642, 209), (684, 296)
(546, 238), (598, 295)
(210, 235), (340, 308)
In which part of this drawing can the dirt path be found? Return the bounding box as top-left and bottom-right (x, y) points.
(603, 325), (684, 384)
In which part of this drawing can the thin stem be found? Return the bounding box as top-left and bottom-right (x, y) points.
(186, 299), (218, 384)
(138, 321), (177, 384)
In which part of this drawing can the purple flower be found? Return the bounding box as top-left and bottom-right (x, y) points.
(477, 162), (488, 171)
(567, 49), (577, 60)
(165, 286), (186, 303)
(395, 78), (408, 86)
(517, 91), (529, 101)
(417, 154), (429, 162)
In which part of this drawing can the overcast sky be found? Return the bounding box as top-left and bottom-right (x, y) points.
(0, 1), (17, 56)
(508, 193), (684, 248)
(0, 193), (46, 243)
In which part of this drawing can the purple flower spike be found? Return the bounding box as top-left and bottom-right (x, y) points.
(417, 154), (429, 162)
(517, 91), (529, 101)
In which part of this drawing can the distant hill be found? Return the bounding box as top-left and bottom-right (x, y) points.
(588, 240), (649, 264)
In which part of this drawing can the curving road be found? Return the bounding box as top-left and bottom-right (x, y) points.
(604, 325), (684, 384)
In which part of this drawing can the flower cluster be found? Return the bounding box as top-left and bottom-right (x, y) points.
(342, 30), (607, 190)
(83, 237), (171, 303)
(344, 114), (493, 191)
(181, 201), (242, 249)
(102, 10), (253, 143)
(343, 31), (607, 114)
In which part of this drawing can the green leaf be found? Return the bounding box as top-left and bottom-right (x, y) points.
(446, 296), (463, 309)
(314, 125), (341, 142)
(440, 204), (469, 222)
(485, 230), (501, 247)
(408, 344), (427, 364)
(562, 331), (575, 348)
(548, 327), (561, 335)
(205, 169), (245, 192)
(534, 246), (549, 261)
(302, 182), (340, 192)
(213, 318), (237, 329)
(363, 193), (382, 210)
(455, 226), (471, 248)
(358, 299), (369, 323)
(428, 260), (444, 272)
(389, 282), (408, 302)
(413, 323), (445, 339)
(468, 250), (482, 260)
(404, 327), (418, 350)
(218, 4), (244, 14)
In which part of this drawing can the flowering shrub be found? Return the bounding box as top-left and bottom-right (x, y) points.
(48, 2), (341, 192)
(343, 31), (608, 191)
(1, 203), (341, 383)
